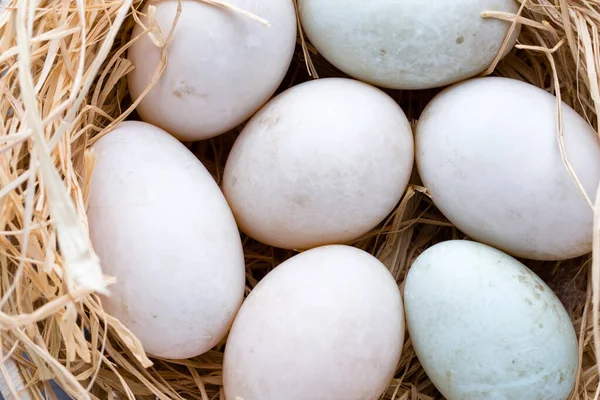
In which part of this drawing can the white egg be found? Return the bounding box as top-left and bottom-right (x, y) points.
(299, 0), (519, 90)
(87, 121), (245, 359)
(416, 77), (600, 260)
(222, 78), (414, 250)
(404, 240), (578, 400)
(223, 245), (404, 400)
(128, 0), (296, 141)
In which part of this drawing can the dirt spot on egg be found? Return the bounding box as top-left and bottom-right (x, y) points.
(528, 257), (587, 319)
(444, 369), (453, 386)
(172, 82), (195, 98)
(121, 304), (134, 324)
(258, 115), (281, 128)
(292, 193), (309, 208)
(456, 36), (464, 44)
(535, 282), (545, 292)
(515, 272), (548, 304)
(379, 48), (387, 56)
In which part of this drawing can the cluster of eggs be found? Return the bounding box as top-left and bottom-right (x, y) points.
(86, 0), (600, 399)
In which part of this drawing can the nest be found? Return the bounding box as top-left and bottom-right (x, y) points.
(0, 0), (599, 398)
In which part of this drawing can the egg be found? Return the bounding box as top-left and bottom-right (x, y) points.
(404, 240), (578, 400)
(298, 0), (520, 90)
(222, 78), (414, 250)
(223, 245), (404, 400)
(87, 121), (245, 359)
(127, 0), (296, 141)
(416, 77), (600, 260)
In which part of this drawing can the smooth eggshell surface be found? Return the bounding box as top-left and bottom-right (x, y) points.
(299, 0), (520, 90)
(404, 240), (578, 400)
(128, 0), (296, 141)
(223, 245), (404, 400)
(416, 77), (600, 260)
(88, 121), (246, 359)
(222, 78), (414, 250)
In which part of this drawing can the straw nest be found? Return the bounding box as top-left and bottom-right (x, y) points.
(1, 0), (600, 398)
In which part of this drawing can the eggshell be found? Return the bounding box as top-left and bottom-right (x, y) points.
(416, 77), (600, 260)
(87, 121), (245, 359)
(222, 78), (414, 250)
(299, 0), (520, 90)
(223, 245), (404, 400)
(404, 240), (578, 400)
(128, 0), (296, 141)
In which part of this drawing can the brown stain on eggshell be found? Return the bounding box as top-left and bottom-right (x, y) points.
(514, 268), (573, 325)
(516, 273), (546, 302)
(120, 303), (134, 325)
(172, 81), (195, 98)
(292, 193), (309, 208)
(258, 115), (281, 128)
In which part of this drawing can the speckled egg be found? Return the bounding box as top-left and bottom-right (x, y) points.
(404, 240), (579, 400)
(299, 0), (520, 89)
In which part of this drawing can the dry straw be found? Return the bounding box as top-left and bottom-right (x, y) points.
(0, 0), (599, 398)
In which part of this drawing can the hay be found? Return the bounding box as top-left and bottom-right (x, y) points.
(0, 0), (599, 399)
